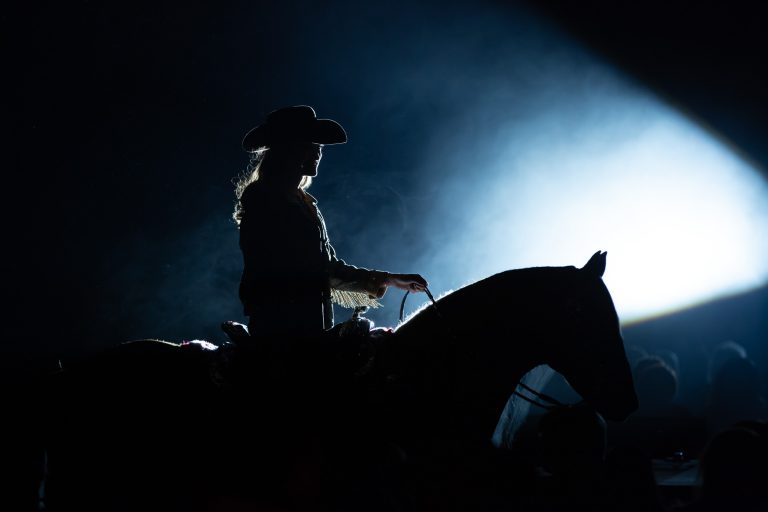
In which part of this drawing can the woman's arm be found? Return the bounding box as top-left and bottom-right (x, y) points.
(326, 244), (427, 299)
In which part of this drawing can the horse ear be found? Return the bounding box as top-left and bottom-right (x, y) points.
(581, 251), (607, 278)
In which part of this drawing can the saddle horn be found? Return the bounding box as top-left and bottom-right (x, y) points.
(581, 251), (607, 278)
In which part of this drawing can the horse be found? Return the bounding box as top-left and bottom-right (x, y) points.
(36, 251), (637, 510)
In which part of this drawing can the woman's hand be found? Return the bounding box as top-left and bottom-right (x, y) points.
(385, 273), (429, 293)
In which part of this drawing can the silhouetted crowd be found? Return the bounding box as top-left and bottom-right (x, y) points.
(509, 340), (768, 512)
(415, 339), (768, 511)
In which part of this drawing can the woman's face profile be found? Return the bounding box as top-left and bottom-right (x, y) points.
(268, 142), (323, 181)
(299, 143), (323, 177)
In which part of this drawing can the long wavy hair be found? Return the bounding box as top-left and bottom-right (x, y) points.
(232, 147), (313, 225)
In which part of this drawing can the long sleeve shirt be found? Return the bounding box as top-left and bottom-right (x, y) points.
(238, 181), (386, 335)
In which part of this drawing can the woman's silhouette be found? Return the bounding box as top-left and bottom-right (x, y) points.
(234, 106), (427, 339)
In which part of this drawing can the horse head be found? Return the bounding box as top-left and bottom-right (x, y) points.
(392, 251), (637, 443)
(543, 251), (638, 421)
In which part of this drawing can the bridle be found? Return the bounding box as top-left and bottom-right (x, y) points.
(398, 289), (573, 412)
(512, 382), (567, 410)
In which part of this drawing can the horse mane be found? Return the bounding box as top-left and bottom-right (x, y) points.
(396, 265), (578, 330)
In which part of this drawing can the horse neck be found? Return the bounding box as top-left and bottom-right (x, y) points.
(399, 271), (548, 387)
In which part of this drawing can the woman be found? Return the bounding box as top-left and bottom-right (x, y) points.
(234, 105), (428, 339)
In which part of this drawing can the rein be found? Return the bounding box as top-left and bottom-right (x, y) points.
(398, 289), (570, 412)
(398, 288), (440, 324)
(512, 382), (565, 410)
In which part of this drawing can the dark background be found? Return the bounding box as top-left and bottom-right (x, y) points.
(5, 0), (767, 385)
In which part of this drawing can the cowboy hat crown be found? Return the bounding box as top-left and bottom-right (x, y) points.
(242, 105), (347, 151)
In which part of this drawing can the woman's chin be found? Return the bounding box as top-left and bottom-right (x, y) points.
(301, 165), (319, 177)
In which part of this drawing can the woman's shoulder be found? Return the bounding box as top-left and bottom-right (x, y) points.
(242, 180), (267, 197)
(240, 181), (303, 218)
(241, 181), (274, 206)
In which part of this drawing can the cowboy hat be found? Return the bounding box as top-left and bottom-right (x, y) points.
(242, 105), (347, 151)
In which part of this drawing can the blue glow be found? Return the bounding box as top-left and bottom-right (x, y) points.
(415, 78), (768, 324)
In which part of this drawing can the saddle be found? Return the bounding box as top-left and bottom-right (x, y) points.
(219, 312), (393, 381)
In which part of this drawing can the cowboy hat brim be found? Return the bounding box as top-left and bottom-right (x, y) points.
(242, 108), (347, 151)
